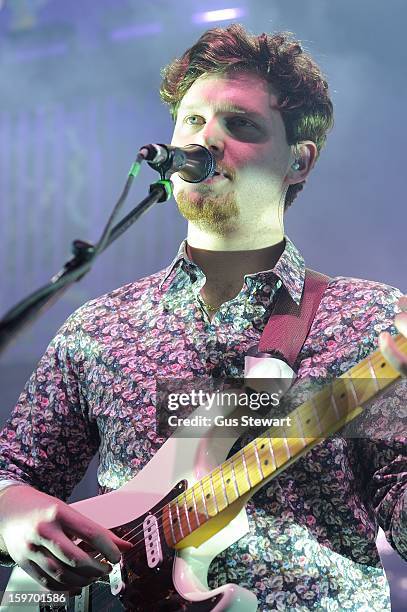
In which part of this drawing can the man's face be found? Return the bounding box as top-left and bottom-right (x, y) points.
(170, 71), (293, 237)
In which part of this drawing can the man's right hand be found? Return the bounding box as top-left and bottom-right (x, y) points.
(0, 485), (133, 594)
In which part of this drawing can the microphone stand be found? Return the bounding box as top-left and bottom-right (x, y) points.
(0, 154), (173, 355)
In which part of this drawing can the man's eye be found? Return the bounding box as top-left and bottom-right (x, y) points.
(227, 117), (256, 128)
(184, 115), (256, 128)
(184, 115), (204, 125)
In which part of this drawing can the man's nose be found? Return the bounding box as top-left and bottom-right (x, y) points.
(200, 119), (225, 157)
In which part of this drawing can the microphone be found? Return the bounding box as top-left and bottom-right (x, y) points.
(139, 143), (215, 183)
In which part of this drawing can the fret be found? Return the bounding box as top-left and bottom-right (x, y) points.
(181, 488), (196, 532)
(230, 459), (240, 498)
(272, 427), (290, 467)
(174, 501), (184, 540)
(182, 494), (192, 534)
(332, 378), (352, 415)
(330, 388), (340, 420)
(209, 474), (220, 514)
(293, 411), (307, 447)
(282, 409), (309, 457)
(345, 376), (359, 408)
(306, 385), (350, 438)
(167, 504), (177, 545)
(294, 400), (314, 439)
(320, 384), (346, 435)
(183, 486), (201, 531)
(191, 487), (201, 528)
(282, 429), (292, 461)
(218, 464), (229, 507)
(253, 441), (265, 480)
(266, 434), (277, 470)
(319, 385), (341, 428)
(362, 351), (398, 390)
(284, 401), (321, 452)
(371, 353), (400, 384)
(368, 356), (380, 392)
(211, 468), (228, 512)
(310, 398), (323, 435)
(255, 438), (276, 479)
(232, 453), (251, 496)
(348, 369), (387, 406)
(295, 402), (317, 448)
(273, 438), (287, 467)
(221, 459), (239, 503)
(197, 482), (209, 520)
(200, 476), (218, 517)
(242, 445), (262, 487)
(241, 449), (252, 488)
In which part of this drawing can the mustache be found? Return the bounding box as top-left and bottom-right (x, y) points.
(215, 163), (236, 181)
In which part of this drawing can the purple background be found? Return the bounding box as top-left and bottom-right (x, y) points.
(0, 0), (406, 607)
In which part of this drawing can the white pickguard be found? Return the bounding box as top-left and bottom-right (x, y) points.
(2, 394), (259, 611)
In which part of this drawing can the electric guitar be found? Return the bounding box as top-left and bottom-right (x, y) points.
(2, 334), (406, 612)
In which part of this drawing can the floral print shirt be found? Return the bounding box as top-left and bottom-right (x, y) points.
(0, 237), (406, 611)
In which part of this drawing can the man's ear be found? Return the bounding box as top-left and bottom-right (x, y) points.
(285, 141), (318, 185)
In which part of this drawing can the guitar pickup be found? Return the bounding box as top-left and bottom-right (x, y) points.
(143, 513), (163, 568)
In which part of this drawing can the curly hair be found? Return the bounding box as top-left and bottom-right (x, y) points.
(160, 24), (334, 210)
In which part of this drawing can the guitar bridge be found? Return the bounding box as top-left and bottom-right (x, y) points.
(143, 513), (163, 568)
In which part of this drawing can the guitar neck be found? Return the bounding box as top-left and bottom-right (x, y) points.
(165, 334), (406, 547)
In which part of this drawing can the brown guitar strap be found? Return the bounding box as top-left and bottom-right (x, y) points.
(255, 268), (331, 372)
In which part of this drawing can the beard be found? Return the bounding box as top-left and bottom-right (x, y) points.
(175, 187), (240, 235)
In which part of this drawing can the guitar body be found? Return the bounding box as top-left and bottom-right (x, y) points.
(2, 399), (259, 612)
(4, 339), (404, 611)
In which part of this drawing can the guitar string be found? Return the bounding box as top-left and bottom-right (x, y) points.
(73, 346), (403, 607)
(135, 347), (400, 539)
(97, 346), (402, 559)
(86, 346), (400, 563)
(85, 379), (393, 610)
(87, 363), (405, 609)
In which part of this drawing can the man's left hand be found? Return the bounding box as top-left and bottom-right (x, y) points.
(379, 296), (407, 376)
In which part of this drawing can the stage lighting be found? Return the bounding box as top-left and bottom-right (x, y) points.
(192, 7), (246, 24)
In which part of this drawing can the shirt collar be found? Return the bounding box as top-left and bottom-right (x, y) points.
(269, 236), (305, 305)
(159, 236), (305, 305)
(159, 240), (199, 289)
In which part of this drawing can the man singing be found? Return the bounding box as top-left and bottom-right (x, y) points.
(0, 25), (406, 610)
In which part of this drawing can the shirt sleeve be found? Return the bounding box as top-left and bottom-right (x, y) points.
(372, 442), (407, 560)
(347, 283), (407, 560)
(0, 310), (100, 502)
(353, 378), (407, 561)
